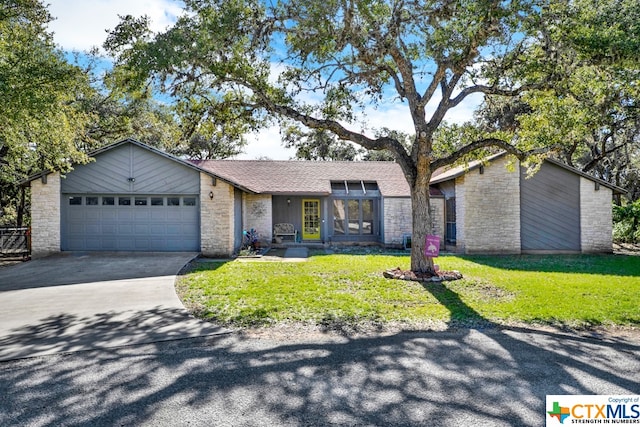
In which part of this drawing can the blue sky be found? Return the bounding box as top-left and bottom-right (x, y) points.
(47, 0), (483, 160)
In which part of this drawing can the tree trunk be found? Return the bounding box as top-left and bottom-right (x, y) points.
(410, 167), (435, 273)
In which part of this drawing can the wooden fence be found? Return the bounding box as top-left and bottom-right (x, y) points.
(0, 228), (29, 258)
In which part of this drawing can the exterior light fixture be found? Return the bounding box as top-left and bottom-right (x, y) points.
(127, 177), (136, 182)
(287, 198), (291, 205)
(209, 191), (214, 200)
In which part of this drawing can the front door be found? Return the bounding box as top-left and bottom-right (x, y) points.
(302, 199), (321, 240)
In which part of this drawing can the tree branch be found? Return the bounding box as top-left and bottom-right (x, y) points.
(449, 83), (543, 109)
(430, 137), (548, 170)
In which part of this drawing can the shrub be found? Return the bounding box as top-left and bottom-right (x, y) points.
(613, 201), (640, 243)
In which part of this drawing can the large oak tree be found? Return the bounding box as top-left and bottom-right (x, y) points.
(106, 0), (561, 272)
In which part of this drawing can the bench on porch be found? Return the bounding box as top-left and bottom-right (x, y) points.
(273, 223), (297, 242)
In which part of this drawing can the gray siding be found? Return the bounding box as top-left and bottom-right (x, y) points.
(61, 144), (199, 194)
(520, 162), (581, 251)
(272, 195), (304, 237)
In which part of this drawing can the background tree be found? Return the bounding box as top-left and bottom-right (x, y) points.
(478, 0), (640, 201)
(106, 0), (561, 273)
(0, 0), (92, 226)
(283, 127), (360, 161)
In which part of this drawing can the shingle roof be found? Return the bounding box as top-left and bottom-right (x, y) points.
(190, 160), (414, 197)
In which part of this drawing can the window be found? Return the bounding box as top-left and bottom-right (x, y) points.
(118, 197), (131, 206)
(446, 197), (456, 244)
(167, 197), (180, 206)
(348, 200), (360, 234)
(333, 200), (345, 235)
(102, 197), (115, 206)
(183, 197), (196, 206)
(362, 199), (373, 234)
(151, 197), (164, 206)
(333, 198), (376, 236)
(134, 197), (147, 206)
(86, 197), (98, 206)
(69, 196), (82, 205)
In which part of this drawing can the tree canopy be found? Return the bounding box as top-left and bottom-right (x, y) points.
(106, 0), (567, 271)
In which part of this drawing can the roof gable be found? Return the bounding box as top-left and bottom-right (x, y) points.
(21, 138), (247, 191)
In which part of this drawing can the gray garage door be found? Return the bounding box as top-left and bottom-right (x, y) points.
(62, 194), (199, 251)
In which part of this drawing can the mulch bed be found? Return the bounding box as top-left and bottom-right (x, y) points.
(383, 267), (463, 282)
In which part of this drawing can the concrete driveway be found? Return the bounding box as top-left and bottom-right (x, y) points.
(0, 252), (227, 361)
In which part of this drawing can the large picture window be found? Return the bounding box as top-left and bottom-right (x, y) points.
(333, 198), (376, 236)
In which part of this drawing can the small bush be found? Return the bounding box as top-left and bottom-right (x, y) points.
(613, 201), (640, 243)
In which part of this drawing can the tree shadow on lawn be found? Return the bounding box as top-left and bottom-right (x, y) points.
(1, 284), (639, 426)
(460, 253), (640, 277)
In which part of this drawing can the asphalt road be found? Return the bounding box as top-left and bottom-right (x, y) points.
(1, 326), (638, 427)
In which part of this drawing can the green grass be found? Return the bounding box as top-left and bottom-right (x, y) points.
(176, 252), (640, 329)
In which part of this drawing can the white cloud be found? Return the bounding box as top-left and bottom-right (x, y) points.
(47, 0), (183, 52)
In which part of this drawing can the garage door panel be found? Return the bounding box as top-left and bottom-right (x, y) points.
(118, 210), (133, 220)
(118, 224), (134, 234)
(135, 238), (151, 250)
(85, 239), (102, 250)
(134, 210), (150, 220)
(62, 194), (199, 251)
(68, 210), (84, 221)
(166, 210), (183, 221)
(134, 224), (150, 234)
(149, 224), (165, 234)
(102, 224), (117, 234)
(85, 223), (100, 234)
(151, 210), (167, 220)
(102, 238), (117, 250)
(166, 224), (183, 235)
(102, 210), (117, 220)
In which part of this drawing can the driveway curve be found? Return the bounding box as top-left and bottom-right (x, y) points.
(0, 252), (227, 361)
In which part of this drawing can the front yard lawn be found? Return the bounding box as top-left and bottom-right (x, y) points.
(176, 252), (640, 329)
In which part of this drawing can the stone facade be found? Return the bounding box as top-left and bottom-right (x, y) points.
(200, 172), (235, 257)
(382, 196), (445, 248)
(383, 197), (412, 246)
(430, 197), (445, 242)
(458, 156), (521, 254)
(243, 193), (273, 244)
(580, 177), (613, 253)
(30, 173), (61, 258)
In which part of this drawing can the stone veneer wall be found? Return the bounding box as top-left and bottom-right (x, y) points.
(383, 197), (412, 246)
(200, 172), (235, 257)
(459, 156), (521, 254)
(430, 197), (445, 242)
(30, 173), (61, 258)
(243, 193), (273, 243)
(383, 196), (445, 247)
(454, 176), (466, 252)
(580, 177), (613, 253)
